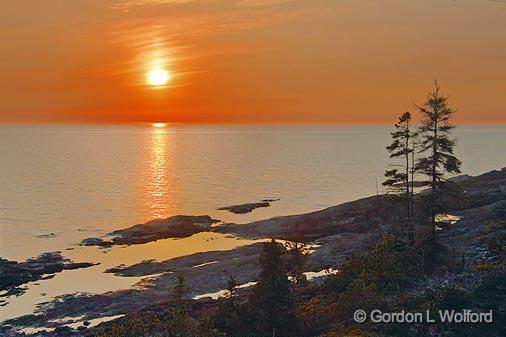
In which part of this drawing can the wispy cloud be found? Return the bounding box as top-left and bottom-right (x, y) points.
(237, 0), (294, 7)
(113, 0), (195, 12)
(112, 0), (319, 37)
(107, 0), (320, 89)
(113, 0), (297, 12)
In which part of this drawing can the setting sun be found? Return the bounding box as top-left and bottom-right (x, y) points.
(2, 0), (506, 334)
(147, 69), (170, 86)
(152, 122), (167, 128)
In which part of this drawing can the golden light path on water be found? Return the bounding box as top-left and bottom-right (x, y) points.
(149, 125), (170, 219)
(0, 124), (261, 324)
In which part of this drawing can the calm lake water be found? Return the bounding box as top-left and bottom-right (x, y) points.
(0, 124), (505, 323)
(1, 124), (505, 261)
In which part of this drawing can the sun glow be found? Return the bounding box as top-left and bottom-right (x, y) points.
(147, 69), (170, 86)
(152, 122), (167, 128)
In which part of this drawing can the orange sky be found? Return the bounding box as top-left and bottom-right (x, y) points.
(0, 0), (505, 124)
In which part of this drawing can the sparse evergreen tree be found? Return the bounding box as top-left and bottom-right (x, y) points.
(410, 133), (419, 228)
(213, 275), (245, 337)
(383, 111), (416, 244)
(167, 272), (193, 337)
(416, 81), (462, 237)
(250, 239), (300, 337)
(284, 239), (310, 285)
(225, 274), (238, 298)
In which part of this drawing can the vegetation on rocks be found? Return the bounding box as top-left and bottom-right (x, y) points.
(92, 226), (505, 337)
(90, 83), (504, 337)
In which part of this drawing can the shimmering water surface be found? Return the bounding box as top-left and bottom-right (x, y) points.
(1, 124), (505, 261)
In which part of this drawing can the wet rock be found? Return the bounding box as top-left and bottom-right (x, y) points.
(262, 198), (280, 202)
(218, 201), (275, 214)
(0, 252), (98, 295)
(107, 215), (218, 246)
(36, 233), (56, 239)
(80, 237), (106, 246)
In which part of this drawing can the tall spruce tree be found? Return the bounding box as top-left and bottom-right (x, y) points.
(167, 273), (193, 337)
(383, 111), (415, 244)
(213, 276), (243, 337)
(250, 239), (300, 337)
(416, 82), (461, 237)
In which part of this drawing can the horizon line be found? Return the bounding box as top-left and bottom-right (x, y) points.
(1, 121), (506, 127)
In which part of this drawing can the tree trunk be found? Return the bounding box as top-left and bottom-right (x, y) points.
(410, 139), (416, 245)
(431, 121), (438, 238)
(405, 126), (413, 245)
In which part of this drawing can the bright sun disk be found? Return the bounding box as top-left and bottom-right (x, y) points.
(147, 69), (170, 86)
(152, 123), (167, 128)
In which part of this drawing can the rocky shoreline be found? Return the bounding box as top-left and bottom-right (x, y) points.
(218, 199), (279, 214)
(1, 168), (505, 336)
(80, 215), (219, 247)
(0, 252), (98, 299)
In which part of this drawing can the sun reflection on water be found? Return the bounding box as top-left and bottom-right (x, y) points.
(147, 126), (171, 219)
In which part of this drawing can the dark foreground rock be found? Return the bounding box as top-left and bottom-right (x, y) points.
(81, 215), (219, 246)
(218, 199), (279, 214)
(105, 243), (265, 277)
(0, 252), (98, 296)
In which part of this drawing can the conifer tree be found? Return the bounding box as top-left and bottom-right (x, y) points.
(213, 275), (243, 337)
(416, 82), (461, 237)
(167, 272), (193, 337)
(251, 239), (300, 337)
(284, 239), (310, 285)
(383, 111), (416, 244)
